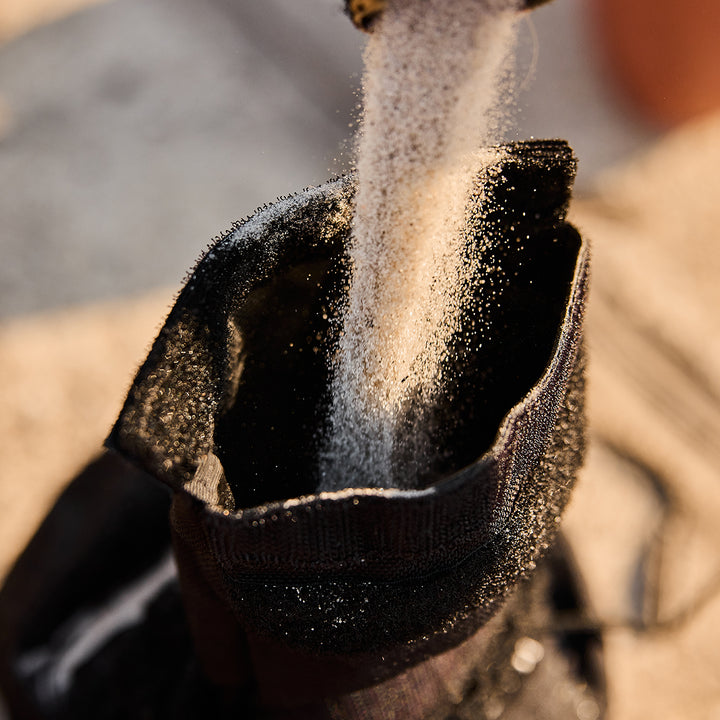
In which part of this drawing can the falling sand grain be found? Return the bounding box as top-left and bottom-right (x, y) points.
(320, 0), (522, 490)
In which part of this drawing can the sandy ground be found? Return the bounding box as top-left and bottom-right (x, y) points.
(0, 290), (171, 578)
(565, 114), (720, 720)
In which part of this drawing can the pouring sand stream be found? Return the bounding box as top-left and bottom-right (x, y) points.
(320, 0), (523, 490)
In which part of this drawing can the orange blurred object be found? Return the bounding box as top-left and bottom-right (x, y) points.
(590, 0), (720, 127)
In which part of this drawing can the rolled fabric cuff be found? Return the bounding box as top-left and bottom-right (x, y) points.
(109, 139), (587, 675)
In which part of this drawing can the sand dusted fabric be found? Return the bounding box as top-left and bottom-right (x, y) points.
(108, 141), (590, 702)
(0, 140), (598, 718)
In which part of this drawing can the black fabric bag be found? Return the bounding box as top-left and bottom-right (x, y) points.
(0, 140), (603, 719)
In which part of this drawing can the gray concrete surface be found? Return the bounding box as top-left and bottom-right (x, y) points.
(0, 0), (364, 317)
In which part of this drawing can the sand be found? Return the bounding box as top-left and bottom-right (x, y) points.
(320, 0), (520, 490)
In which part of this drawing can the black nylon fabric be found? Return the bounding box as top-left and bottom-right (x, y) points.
(109, 139), (588, 665)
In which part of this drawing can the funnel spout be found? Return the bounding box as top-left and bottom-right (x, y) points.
(346, 0), (553, 31)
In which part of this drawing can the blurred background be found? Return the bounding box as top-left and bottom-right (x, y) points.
(1, 1), (720, 718)
(0, 0), (664, 318)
